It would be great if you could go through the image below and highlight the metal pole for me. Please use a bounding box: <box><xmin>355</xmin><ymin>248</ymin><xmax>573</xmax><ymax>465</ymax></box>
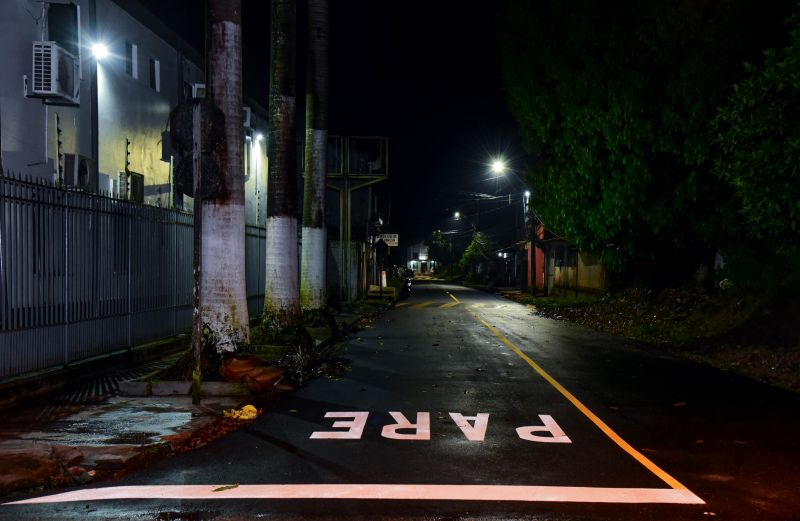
<box><xmin>343</xmin><ymin>176</ymin><xmax>350</xmax><ymax>302</ymax></box>
<box><xmin>190</xmin><ymin>103</ymin><xmax>203</xmax><ymax>389</ymax></box>
<box><xmin>63</xmin><ymin>192</ymin><xmax>69</xmax><ymax>364</ymax></box>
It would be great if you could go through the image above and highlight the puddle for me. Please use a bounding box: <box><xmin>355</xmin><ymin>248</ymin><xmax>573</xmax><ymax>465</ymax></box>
<box><xmin>18</xmin><ymin>396</ymin><xmax>238</xmax><ymax>447</ymax></box>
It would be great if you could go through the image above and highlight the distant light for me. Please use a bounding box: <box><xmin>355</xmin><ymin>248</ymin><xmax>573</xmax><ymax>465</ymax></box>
<box><xmin>490</xmin><ymin>159</ymin><xmax>507</xmax><ymax>175</ymax></box>
<box><xmin>498</xmin><ymin>252</ymin><xmax>503</xmax><ymax>258</ymax></box>
<box><xmin>524</xmin><ymin>190</ymin><xmax>531</xmax><ymax>197</ymax></box>
<box><xmin>91</xmin><ymin>43</ymin><xmax>109</xmax><ymax>60</ymax></box>
<box><xmin>454</xmin><ymin>211</ymin><xmax>461</xmax><ymax>219</ymax></box>
<box><xmin>255</xmin><ymin>133</ymin><xmax>264</xmax><ymax>142</ymax></box>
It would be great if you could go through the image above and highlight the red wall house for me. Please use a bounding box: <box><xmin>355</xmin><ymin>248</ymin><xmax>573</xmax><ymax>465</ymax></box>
<box><xmin>526</xmin><ymin>223</ymin><xmax>545</xmax><ymax>292</ymax></box>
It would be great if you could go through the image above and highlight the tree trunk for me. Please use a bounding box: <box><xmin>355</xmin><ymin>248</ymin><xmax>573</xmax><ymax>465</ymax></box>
<box><xmin>300</xmin><ymin>0</ymin><xmax>329</xmax><ymax>312</ymax></box>
<box><xmin>264</xmin><ymin>0</ymin><xmax>302</xmax><ymax>335</ymax></box>
<box><xmin>198</xmin><ymin>0</ymin><xmax>250</xmax><ymax>352</ymax></box>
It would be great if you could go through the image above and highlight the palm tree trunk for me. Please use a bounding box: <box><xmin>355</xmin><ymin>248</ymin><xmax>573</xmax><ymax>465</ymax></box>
<box><xmin>300</xmin><ymin>0</ymin><xmax>329</xmax><ymax>312</ymax></box>
<box><xmin>264</xmin><ymin>0</ymin><xmax>302</xmax><ymax>335</ymax></box>
<box><xmin>199</xmin><ymin>0</ymin><xmax>250</xmax><ymax>351</ymax></box>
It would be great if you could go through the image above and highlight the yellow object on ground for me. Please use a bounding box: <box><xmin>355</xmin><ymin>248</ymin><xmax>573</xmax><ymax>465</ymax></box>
<box><xmin>223</xmin><ymin>404</ymin><xmax>258</xmax><ymax>420</ymax></box>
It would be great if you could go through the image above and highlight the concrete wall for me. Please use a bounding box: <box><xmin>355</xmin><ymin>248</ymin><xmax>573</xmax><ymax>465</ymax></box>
<box><xmin>551</xmin><ymin>250</ymin><xmax>607</xmax><ymax>292</ymax></box>
<box><xmin>96</xmin><ymin>0</ymin><xmax>183</xmax><ymax>205</ymax></box>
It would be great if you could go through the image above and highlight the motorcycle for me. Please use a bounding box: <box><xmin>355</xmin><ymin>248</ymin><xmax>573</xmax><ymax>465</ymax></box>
<box><xmin>399</xmin><ymin>271</ymin><xmax>413</xmax><ymax>300</ymax></box>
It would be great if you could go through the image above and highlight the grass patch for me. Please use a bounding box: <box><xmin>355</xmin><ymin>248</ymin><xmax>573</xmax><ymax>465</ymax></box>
<box><xmin>512</xmin><ymin>291</ymin><xmax>600</xmax><ymax>309</ymax></box>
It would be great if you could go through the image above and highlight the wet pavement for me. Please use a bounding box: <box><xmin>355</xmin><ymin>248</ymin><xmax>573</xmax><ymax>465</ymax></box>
<box><xmin>2</xmin><ymin>285</ymin><xmax>799</xmax><ymax>520</ymax></box>
<box><xmin>0</xmin><ymin>355</ymin><xmax>241</xmax><ymax>496</ymax></box>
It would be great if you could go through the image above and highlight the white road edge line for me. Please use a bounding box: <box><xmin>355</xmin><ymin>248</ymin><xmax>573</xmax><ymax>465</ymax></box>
<box><xmin>5</xmin><ymin>484</ymin><xmax>704</xmax><ymax>505</ymax></box>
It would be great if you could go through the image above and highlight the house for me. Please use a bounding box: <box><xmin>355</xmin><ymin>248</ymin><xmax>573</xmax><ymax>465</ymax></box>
<box><xmin>524</xmin><ymin>224</ymin><xmax>607</xmax><ymax>295</ymax></box>
<box><xmin>406</xmin><ymin>241</ymin><xmax>437</xmax><ymax>275</ymax></box>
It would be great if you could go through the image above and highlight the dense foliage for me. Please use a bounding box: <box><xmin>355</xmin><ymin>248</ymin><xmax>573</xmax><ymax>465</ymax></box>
<box><xmin>714</xmin><ymin>10</ymin><xmax>800</xmax><ymax>244</ymax></box>
<box><xmin>499</xmin><ymin>0</ymin><xmax>794</xmax><ymax>285</ymax></box>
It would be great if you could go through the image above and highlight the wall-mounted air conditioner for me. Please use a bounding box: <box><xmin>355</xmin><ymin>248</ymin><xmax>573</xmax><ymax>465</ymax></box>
<box><xmin>191</xmin><ymin>83</ymin><xmax>206</xmax><ymax>99</ymax></box>
<box><xmin>31</xmin><ymin>41</ymin><xmax>79</xmax><ymax>104</ymax></box>
<box><xmin>115</xmin><ymin>172</ymin><xmax>128</xmax><ymax>200</ymax></box>
<box><xmin>62</xmin><ymin>154</ymin><xmax>93</xmax><ymax>190</ymax></box>
<box><xmin>115</xmin><ymin>171</ymin><xmax>144</xmax><ymax>203</ymax></box>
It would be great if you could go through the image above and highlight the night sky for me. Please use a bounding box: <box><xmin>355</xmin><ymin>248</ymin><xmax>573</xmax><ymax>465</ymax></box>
<box><xmin>136</xmin><ymin>0</ymin><xmax>525</xmax><ymax>248</ymax></box>
<box><xmin>323</xmin><ymin>1</ymin><xmax>525</xmax><ymax>247</ymax></box>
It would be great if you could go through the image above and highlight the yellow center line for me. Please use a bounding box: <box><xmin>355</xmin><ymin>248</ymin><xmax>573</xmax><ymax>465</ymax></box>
<box><xmin>445</xmin><ymin>290</ymin><xmax>688</xmax><ymax>491</ymax></box>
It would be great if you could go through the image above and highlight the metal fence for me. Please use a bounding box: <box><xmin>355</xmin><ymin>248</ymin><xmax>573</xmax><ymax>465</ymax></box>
<box><xmin>0</xmin><ymin>173</ymin><xmax>266</xmax><ymax>379</ymax></box>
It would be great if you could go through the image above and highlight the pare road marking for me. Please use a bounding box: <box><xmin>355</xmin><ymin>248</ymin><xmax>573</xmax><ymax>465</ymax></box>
<box><xmin>309</xmin><ymin>411</ymin><xmax>570</xmax><ymax>443</ymax></box>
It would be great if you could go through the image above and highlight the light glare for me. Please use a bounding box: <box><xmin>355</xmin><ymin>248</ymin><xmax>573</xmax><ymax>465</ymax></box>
<box><xmin>491</xmin><ymin>159</ymin><xmax>506</xmax><ymax>175</ymax></box>
<box><xmin>92</xmin><ymin>43</ymin><xmax>109</xmax><ymax>60</ymax></box>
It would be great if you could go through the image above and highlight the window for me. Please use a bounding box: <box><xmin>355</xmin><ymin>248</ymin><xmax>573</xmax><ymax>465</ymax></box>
<box><xmin>149</xmin><ymin>58</ymin><xmax>160</xmax><ymax>92</ymax></box>
<box><xmin>125</xmin><ymin>41</ymin><xmax>138</xmax><ymax>79</ymax></box>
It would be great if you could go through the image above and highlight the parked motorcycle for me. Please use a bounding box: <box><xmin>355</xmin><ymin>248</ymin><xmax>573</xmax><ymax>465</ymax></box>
<box><xmin>399</xmin><ymin>270</ymin><xmax>413</xmax><ymax>300</ymax></box>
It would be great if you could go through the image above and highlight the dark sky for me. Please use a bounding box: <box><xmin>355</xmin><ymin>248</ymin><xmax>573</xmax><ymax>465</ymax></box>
<box><xmin>324</xmin><ymin>2</ymin><xmax>525</xmax><ymax>246</ymax></box>
<box><xmin>136</xmin><ymin>0</ymin><xmax>525</xmax><ymax>246</ymax></box>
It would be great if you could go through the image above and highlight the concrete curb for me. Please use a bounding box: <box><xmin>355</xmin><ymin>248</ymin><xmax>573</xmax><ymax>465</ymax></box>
<box><xmin>0</xmin><ymin>336</ymin><xmax>188</xmax><ymax>410</ymax></box>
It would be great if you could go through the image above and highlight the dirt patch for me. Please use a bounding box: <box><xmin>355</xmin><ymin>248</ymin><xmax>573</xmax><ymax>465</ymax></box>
<box><xmin>510</xmin><ymin>287</ymin><xmax>800</xmax><ymax>392</ymax></box>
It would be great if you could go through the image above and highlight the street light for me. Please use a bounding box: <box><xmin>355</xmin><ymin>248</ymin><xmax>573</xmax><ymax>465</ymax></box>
<box><xmin>454</xmin><ymin>211</ymin><xmax>476</xmax><ymax>233</ymax></box>
<box><xmin>490</xmin><ymin>158</ymin><xmax>507</xmax><ymax>175</ymax></box>
<box><xmin>91</xmin><ymin>42</ymin><xmax>109</xmax><ymax>60</ymax></box>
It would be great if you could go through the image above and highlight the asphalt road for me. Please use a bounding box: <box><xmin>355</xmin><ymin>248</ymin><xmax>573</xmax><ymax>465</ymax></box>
<box><xmin>3</xmin><ymin>282</ymin><xmax>799</xmax><ymax>520</ymax></box>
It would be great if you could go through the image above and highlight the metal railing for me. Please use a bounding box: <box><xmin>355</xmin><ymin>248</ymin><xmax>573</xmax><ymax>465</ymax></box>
<box><xmin>0</xmin><ymin>173</ymin><xmax>266</xmax><ymax>379</ymax></box>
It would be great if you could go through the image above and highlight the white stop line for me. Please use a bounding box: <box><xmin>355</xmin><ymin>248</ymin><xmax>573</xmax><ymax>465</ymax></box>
<box><xmin>5</xmin><ymin>484</ymin><xmax>704</xmax><ymax>505</ymax></box>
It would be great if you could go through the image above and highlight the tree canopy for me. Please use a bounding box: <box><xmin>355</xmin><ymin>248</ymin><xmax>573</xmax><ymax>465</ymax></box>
<box><xmin>499</xmin><ymin>0</ymin><xmax>794</xmax><ymax>285</ymax></box>
<box><xmin>714</xmin><ymin>9</ymin><xmax>800</xmax><ymax>244</ymax></box>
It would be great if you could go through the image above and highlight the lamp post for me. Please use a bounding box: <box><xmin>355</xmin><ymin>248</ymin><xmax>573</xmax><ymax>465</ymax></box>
<box><xmin>454</xmin><ymin>211</ymin><xmax>476</xmax><ymax>235</ymax></box>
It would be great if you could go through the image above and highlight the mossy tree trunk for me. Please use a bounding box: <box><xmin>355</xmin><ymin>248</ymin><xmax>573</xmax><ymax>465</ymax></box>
<box><xmin>300</xmin><ymin>0</ymin><xmax>329</xmax><ymax>313</ymax></box>
<box><xmin>263</xmin><ymin>0</ymin><xmax>302</xmax><ymax>336</ymax></box>
<box><xmin>198</xmin><ymin>0</ymin><xmax>250</xmax><ymax>352</ymax></box>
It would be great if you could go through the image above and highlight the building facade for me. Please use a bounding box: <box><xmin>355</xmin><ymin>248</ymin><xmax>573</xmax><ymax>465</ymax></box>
<box><xmin>0</xmin><ymin>0</ymin><xmax>267</xmax><ymax>223</ymax></box>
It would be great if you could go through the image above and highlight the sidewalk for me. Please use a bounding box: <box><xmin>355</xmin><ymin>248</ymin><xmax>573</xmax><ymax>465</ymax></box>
<box><xmin>0</xmin><ymin>301</ymin><xmax>389</xmax><ymax>498</ymax></box>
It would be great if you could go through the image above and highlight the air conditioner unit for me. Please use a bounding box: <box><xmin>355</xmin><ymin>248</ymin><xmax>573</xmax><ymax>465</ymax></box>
<box><xmin>129</xmin><ymin>172</ymin><xmax>144</xmax><ymax>203</ymax></box>
<box><xmin>62</xmin><ymin>154</ymin><xmax>93</xmax><ymax>190</ymax></box>
<box><xmin>191</xmin><ymin>83</ymin><xmax>206</xmax><ymax>99</ymax></box>
<box><xmin>115</xmin><ymin>172</ymin><xmax>129</xmax><ymax>200</ymax></box>
<box><xmin>115</xmin><ymin>171</ymin><xmax>144</xmax><ymax>203</ymax></box>
<box><xmin>243</xmin><ymin>106</ymin><xmax>252</xmax><ymax>128</ymax></box>
<box><xmin>31</xmin><ymin>41</ymin><xmax>79</xmax><ymax>104</ymax></box>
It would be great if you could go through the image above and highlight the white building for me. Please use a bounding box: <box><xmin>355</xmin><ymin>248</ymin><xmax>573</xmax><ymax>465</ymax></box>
<box><xmin>406</xmin><ymin>241</ymin><xmax>437</xmax><ymax>275</ymax></box>
<box><xmin>0</xmin><ymin>0</ymin><xmax>267</xmax><ymax>223</ymax></box>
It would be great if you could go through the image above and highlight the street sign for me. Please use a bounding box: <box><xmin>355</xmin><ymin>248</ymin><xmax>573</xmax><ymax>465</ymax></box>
<box><xmin>379</xmin><ymin>233</ymin><xmax>398</xmax><ymax>247</ymax></box>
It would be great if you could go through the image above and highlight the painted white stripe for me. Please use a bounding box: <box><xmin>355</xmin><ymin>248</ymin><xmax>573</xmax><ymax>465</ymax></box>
<box><xmin>5</xmin><ymin>484</ymin><xmax>704</xmax><ymax>505</ymax></box>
